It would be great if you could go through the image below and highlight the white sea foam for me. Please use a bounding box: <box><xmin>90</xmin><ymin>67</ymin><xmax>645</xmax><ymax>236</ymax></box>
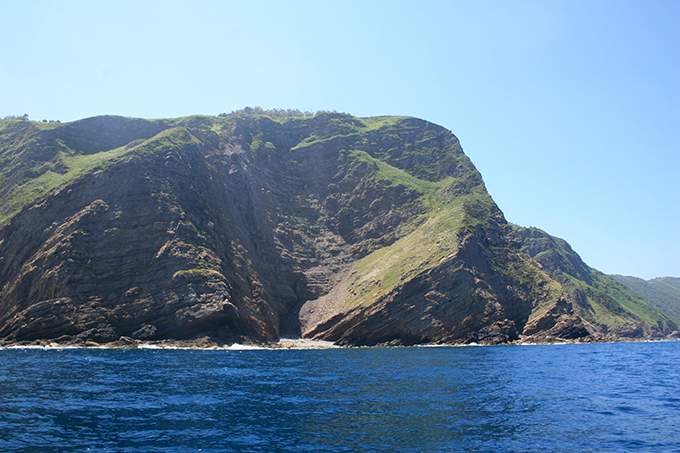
<box><xmin>139</xmin><ymin>343</ymin><xmax>164</xmax><ymax>349</ymax></box>
<box><xmin>227</xmin><ymin>343</ymin><xmax>268</xmax><ymax>350</ymax></box>
<box><xmin>2</xmin><ymin>344</ymin><xmax>83</xmax><ymax>350</ymax></box>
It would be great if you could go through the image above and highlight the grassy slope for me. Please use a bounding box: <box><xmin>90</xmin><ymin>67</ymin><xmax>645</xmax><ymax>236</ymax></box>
<box><xmin>341</xmin><ymin>179</ymin><xmax>462</xmax><ymax>307</ymax></box>
<box><xmin>0</xmin><ymin>147</ymin><xmax>123</xmax><ymax>224</ymax></box>
<box><xmin>0</xmin><ymin>113</ymin><xmax>218</xmax><ymax>225</ymax></box>
<box><xmin>0</xmin><ymin>118</ymin><xmax>178</xmax><ymax>225</ymax></box>
<box><xmin>612</xmin><ymin>275</ymin><xmax>680</xmax><ymax>324</ymax></box>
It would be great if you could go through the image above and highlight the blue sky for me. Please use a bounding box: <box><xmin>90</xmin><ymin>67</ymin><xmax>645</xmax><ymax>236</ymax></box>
<box><xmin>1</xmin><ymin>0</ymin><xmax>678</xmax><ymax>279</ymax></box>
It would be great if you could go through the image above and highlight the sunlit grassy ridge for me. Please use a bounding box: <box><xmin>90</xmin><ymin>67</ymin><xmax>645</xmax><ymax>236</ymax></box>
<box><xmin>0</xmin><ymin>117</ymin><xmax>146</xmax><ymax>225</ymax></box>
<box><xmin>343</xmin><ymin>208</ymin><xmax>463</xmax><ymax>307</ymax></box>
<box><xmin>0</xmin><ymin>118</ymin><xmax>205</xmax><ymax>225</ymax></box>
<box><xmin>347</xmin><ymin>149</ymin><xmax>444</xmax><ymax>195</ymax></box>
<box><xmin>1</xmin><ymin>146</ymin><xmax>132</xmax><ymax>224</ymax></box>
<box><xmin>131</xmin><ymin>127</ymin><xmax>200</xmax><ymax>156</ymax></box>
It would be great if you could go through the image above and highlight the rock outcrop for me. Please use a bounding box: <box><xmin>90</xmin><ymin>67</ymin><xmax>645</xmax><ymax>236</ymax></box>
<box><xmin>514</xmin><ymin>226</ymin><xmax>677</xmax><ymax>341</ymax></box>
<box><xmin>0</xmin><ymin>113</ymin><xmax>676</xmax><ymax>346</ymax></box>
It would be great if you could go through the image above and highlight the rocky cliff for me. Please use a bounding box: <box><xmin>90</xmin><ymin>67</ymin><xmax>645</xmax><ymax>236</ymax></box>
<box><xmin>514</xmin><ymin>227</ymin><xmax>677</xmax><ymax>340</ymax></box>
<box><xmin>0</xmin><ymin>112</ymin><xmax>676</xmax><ymax>346</ymax></box>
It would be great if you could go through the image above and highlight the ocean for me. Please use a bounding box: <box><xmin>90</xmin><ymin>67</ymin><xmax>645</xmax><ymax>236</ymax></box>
<box><xmin>1</xmin><ymin>341</ymin><xmax>679</xmax><ymax>452</ymax></box>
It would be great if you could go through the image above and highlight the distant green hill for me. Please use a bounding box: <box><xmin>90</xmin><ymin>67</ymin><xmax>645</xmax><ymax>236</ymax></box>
<box><xmin>611</xmin><ymin>276</ymin><xmax>680</xmax><ymax>324</ymax></box>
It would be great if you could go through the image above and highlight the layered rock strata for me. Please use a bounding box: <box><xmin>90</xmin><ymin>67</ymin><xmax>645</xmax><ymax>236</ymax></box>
<box><xmin>0</xmin><ymin>113</ymin><xmax>675</xmax><ymax>346</ymax></box>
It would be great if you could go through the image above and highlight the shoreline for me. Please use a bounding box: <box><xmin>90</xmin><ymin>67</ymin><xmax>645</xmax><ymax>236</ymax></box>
<box><xmin>0</xmin><ymin>337</ymin><xmax>342</xmax><ymax>351</ymax></box>
<box><xmin>1</xmin><ymin>336</ymin><xmax>677</xmax><ymax>351</ymax></box>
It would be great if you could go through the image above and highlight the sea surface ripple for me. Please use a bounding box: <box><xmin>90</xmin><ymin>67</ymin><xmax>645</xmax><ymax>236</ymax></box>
<box><xmin>1</xmin><ymin>341</ymin><xmax>679</xmax><ymax>452</ymax></box>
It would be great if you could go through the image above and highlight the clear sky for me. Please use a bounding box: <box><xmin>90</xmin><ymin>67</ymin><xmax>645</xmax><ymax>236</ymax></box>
<box><xmin>1</xmin><ymin>0</ymin><xmax>678</xmax><ymax>279</ymax></box>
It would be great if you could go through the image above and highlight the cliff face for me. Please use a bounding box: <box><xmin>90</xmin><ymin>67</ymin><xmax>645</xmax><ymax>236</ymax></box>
<box><xmin>0</xmin><ymin>113</ymin><xmax>675</xmax><ymax>346</ymax></box>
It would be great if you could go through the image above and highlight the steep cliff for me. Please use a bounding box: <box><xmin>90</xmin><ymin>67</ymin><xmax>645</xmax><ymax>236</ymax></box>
<box><xmin>0</xmin><ymin>113</ymin><xmax>675</xmax><ymax>346</ymax></box>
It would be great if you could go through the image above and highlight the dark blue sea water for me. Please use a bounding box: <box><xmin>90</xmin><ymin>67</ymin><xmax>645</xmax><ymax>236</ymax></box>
<box><xmin>1</xmin><ymin>341</ymin><xmax>679</xmax><ymax>453</ymax></box>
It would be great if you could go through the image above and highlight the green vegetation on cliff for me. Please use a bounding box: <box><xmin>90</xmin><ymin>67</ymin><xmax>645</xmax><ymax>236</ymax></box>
<box><xmin>0</xmin><ymin>111</ymin><xmax>676</xmax><ymax>346</ymax></box>
<box><xmin>514</xmin><ymin>226</ymin><xmax>676</xmax><ymax>336</ymax></box>
<box><xmin>0</xmin><ymin>116</ymin><xmax>169</xmax><ymax>225</ymax></box>
<box><xmin>612</xmin><ymin>276</ymin><xmax>680</xmax><ymax>324</ymax></box>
